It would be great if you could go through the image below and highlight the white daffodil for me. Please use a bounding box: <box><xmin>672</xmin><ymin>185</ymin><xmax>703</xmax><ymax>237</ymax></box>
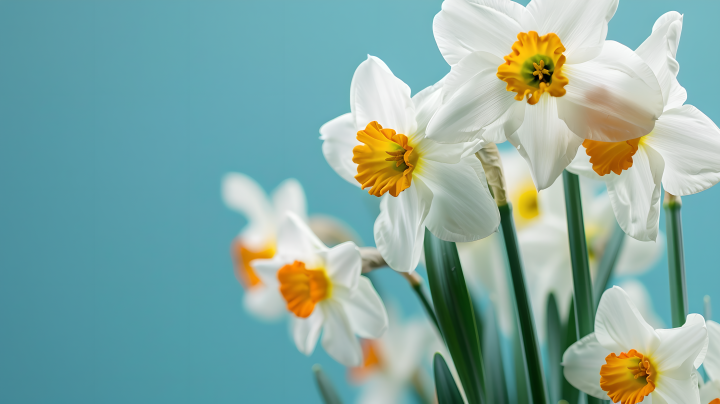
<box><xmin>563</xmin><ymin>286</ymin><xmax>708</xmax><ymax>404</ymax></box>
<box><xmin>458</xmin><ymin>149</ymin><xmax>663</xmax><ymax>337</ymax></box>
<box><xmin>222</xmin><ymin>173</ymin><xmax>307</xmax><ymax>320</ymax></box>
<box><xmin>350</xmin><ymin>312</ymin><xmax>437</xmax><ymax>404</ymax></box>
<box><xmin>568</xmin><ymin>12</ymin><xmax>720</xmax><ymax>242</ymax></box>
<box><xmin>426</xmin><ymin>0</ymin><xmax>664</xmax><ymax>190</ymax></box>
<box><xmin>699</xmin><ymin>320</ymin><xmax>720</xmax><ymax>404</ymax></box>
<box><xmin>320</xmin><ymin>55</ymin><xmax>499</xmax><ymax>273</ymax></box>
<box><xmin>252</xmin><ymin>212</ymin><xmax>388</xmax><ymax>367</ymax></box>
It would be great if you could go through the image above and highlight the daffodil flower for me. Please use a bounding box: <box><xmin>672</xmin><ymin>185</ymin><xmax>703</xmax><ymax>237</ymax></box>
<box><xmin>320</xmin><ymin>55</ymin><xmax>499</xmax><ymax>273</ymax></box>
<box><xmin>568</xmin><ymin>12</ymin><xmax>720</xmax><ymax>241</ymax></box>
<box><xmin>251</xmin><ymin>212</ymin><xmax>388</xmax><ymax>367</ymax></box>
<box><xmin>459</xmin><ymin>149</ymin><xmax>663</xmax><ymax>337</ymax></box>
<box><xmin>222</xmin><ymin>173</ymin><xmax>307</xmax><ymax>320</ymax></box>
<box><xmin>426</xmin><ymin>0</ymin><xmax>664</xmax><ymax>190</ymax></box>
<box><xmin>563</xmin><ymin>286</ymin><xmax>708</xmax><ymax>404</ymax></box>
<box><xmin>699</xmin><ymin>320</ymin><xmax>720</xmax><ymax>404</ymax></box>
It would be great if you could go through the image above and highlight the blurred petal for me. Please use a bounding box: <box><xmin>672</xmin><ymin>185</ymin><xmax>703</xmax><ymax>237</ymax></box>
<box><xmin>653</xmin><ymin>314</ymin><xmax>707</xmax><ymax>372</ymax></box>
<box><xmin>293</xmin><ymin>308</ymin><xmax>324</xmax><ymax>356</ymax></box>
<box><xmin>510</xmin><ymin>93</ymin><xmax>583</xmax><ymax>190</ymax></box>
<box><xmin>277</xmin><ymin>212</ymin><xmax>327</xmax><ymax>259</ymax></box>
<box><xmin>222</xmin><ymin>172</ymin><xmax>274</xmax><ymax>247</ymax></box>
<box><xmin>635</xmin><ymin>12</ymin><xmax>684</xmax><ymax>108</ymax></box>
<box><xmin>244</xmin><ymin>287</ymin><xmax>286</xmax><ymax>321</ymax></box>
<box><xmin>320</xmin><ymin>113</ymin><xmax>360</xmax><ymax>186</ymax></box>
<box><xmin>594</xmin><ymin>286</ymin><xmax>660</xmax><ymax>354</ymax></box>
<box><xmin>339</xmin><ymin>277</ymin><xmax>388</xmax><ymax>339</ymax></box>
<box><xmin>606</xmin><ymin>145</ymin><xmax>664</xmax><ymax>242</ymax></box>
<box><xmin>703</xmin><ymin>321</ymin><xmax>720</xmax><ymax>381</ymax></box>
<box><xmin>526</xmin><ymin>0</ymin><xmax>618</xmax><ymax>63</ymax></box>
<box><xmin>700</xmin><ymin>380</ymin><xmax>720</xmax><ymax>404</ymax></box>
<box><xmin>374</xmin><ymin>182</ymin><xmax>431</xmax><ymax>273</ymax></box>
<box><xmin>642</xmin><ymin>105</ymin><xmax>720</xmax><ymax>196</ymax></box>
<box><xmin>615</xmin><ymin>233</ymin><xmax>664</xmax><ymax>277</ymax></box>
<box><xmin>426</xmin><ymin>68</ymin><xmax>516</xmax><ymax>144</ymax></box>
<box><xmin>272</xmin><ymin>178</ymin><xmax>307</xmax><ymax>222</ymax></box>
<box><xmin>433</xmin><ymin>0</ymin><xmax>528</xmax><ymax>65</ymax></box>
<box><xmin>562</xmin><ymin>333</ymin><xmax>611</xmax><ymax>399</ymax></box>
<box><xmin>559</xmin><ymin>41</ymin><xmax>663</xmax><ymax>142</ymax></box>
<box><xmin>418</xmin><ymin>156</ymin><xmax>500</xmax><ymax>242</ymax></box>
<box><xmin>321</xmin><ymin>300</ymin><xmax>363</xmax><ymax>366</ymax></box>
<box><xmin>321</xmin><ymin>241</ymin><xmax>361</xmax><ymax>290</ymax></box>
<box><xmin>351</xmin><ymin>56</ymin><xmax>416</xmax><ymax>135</ymax></box>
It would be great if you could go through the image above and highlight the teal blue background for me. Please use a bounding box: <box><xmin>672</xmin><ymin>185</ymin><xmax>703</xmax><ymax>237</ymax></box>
<box><xmin>1</xmin><ymin>1</ymin><xmax>719</xmax><ymax>403</ymax></box>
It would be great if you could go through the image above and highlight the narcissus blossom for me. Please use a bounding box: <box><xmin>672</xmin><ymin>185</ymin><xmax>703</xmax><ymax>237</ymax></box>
<box><xmin>569</xmin><ymin>12</ymin><xmax>720</xmax><ymax>241</ymax></box>
<box><xmin>252</xmin><ymin>213</ymin><xmax>388</xmax><ymax>366</ymax></box>
<box><xmin>563</xmin><ymin>286</ymin><xmax>708</xmax><ymax>404</ymax></box>
<box><xmin>426</xmin><ymin>0</ymin><xmax>664</xmax><ymax>190</ymax></box>
<box><xmin>320</xmin><ymin>55</ymin><xmax>499</xmax><ymax>273</ymax></box>
<box><xmin>222</xmin><ymin>173</ymin><xmax>307</xmax><ymax>320</ymax></box>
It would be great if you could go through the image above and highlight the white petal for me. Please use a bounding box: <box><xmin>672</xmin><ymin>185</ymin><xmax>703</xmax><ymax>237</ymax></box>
<box><xmin>642</xmin><ymin>105</ymin><xmax>720</xmax><ymax>196</ymax></box>
<box><xmin>426</xmin><ymin>68</ymin><xmax>517</xmax><ymax>143</ymax></box>
<box><xmin>653</xmin><ymin>372</ymin><xmax>701</xmax><ymax>404</ymax></box>
<box><xmin>221</xmin><ymin>173</ymin><xmax>274</xmax><ymax>247</ymax></box>
<box><xmin>616</xmin><ymin>280</ymin><xmax>665</xmax><ymax>330</ymax></box>
<box><xmin>566</xmin><ymin>145</ymin><xmax>604</xmax><ymax>180</ymax></box>
<box><xmin>509</xmin><ymin>93</ymin><xmax>583</xmax><ymax>190</ymax></box>
<box><xmin>374</xmin><ymin>182</ymin><xmax>431</xmax><ymax>273</ymax></box>
<box><xmin>320</xmin><ymin>300</ymin><xmax>363</xmax><ymax>366</ymax></box>
<box><xmin>244</xmin><ymin>287</ymin><xmax>286</xmax><ymax>321</ymax></box>
<box><xmin>526</xmin><ymin>0</ymin><xmax>618</xmax><ymax>63</ymax></box>
<box><xmin>433</xmin><ymin>0</ymin><xmax>528</xmax><ymax>65</ymax></box>
<box><xmin>559</xmin><ymin>41</ymin><xmax>664</xmax><ymax>142</ymax></box>
<box><xmin>272</xmin><ymin>178</ymin><xmax>307</xmax><ymax>222</ymax></box>
<box><xmin>412</xmin><ymin>78</ymin><xmax>445</xmax><ymax>140</ymax></box>
<box><xmin>417</xmin><ymin>156</ymin><xmax>500</xmax><ymax>242</ymax></box>
<box><xmin>700</xmin><ymin>380</ymin><xmax>720</xmax><ymax>404</ymax></box>
<box><xmin>478</xmin><ymin>102</ymin><xmax>525</xmax><ymax>144</ymax></box>
<box><xmin>249</xmin><ymin>257</ymin><xmax>283</xmax><ymax>287</ymax></box>
<box><xmin>338</xmin><ymin>276</ymin><xmax>388</xmax><ymax>339</ymax></box>
<box><xmin>320</xmin><ymin>113</ymin><xmax>360</xmax><ymax>186</ymax></box>
<box><xmin>318</xmin><ymin>241</ymin><xmax>361</xmax><ymax>290</ymax></box>
<box><xmin>703</xmin><ymin>321</ymin><xmax>720</xmax><ymax>381</ymax></box>
<box><xmin>277</xmin><ymin>212</ymin><xmax>327</xmax><ymax>260</ymax></box>
<box><xmin>351</xmin><ymin>55</ymin><xmax>416</xmax><ymax>135</ymax></box>
<box><xmin>293</xmin><ymin>308</ymin><xmax>324</xmax><ymax>356</ymax></box>
<box><xmin>653</xmin><ymin>314</ymin><xmax>707</xmax><ymax>372</ymax></box>
<box><xmin>635</xmin><ymin>12</ymin><xmax>684</xmax><ymax>108</ymax></box>
<box><xmin>605</xmin><ymin>145</ymin><xmax>664</xmax><ymax>242</ymax></box>
<box><xmin>615</xmin><ymin>233</ymin><xmax>664</xmax><ymax>277</ymax></box>
<box><xmin>561</xmin><ymin>333</ymin><xmax>611</xmax><ymax>400</ymax></box>
<box><xmin>594</xmin><ymin>286</ymin><xmax>660</xmax><ymax>354</ymax></box>
<box><xmin>441</xmin><ymin>51</ymin><xmax>504</xmax><ymax>103</ymax></box>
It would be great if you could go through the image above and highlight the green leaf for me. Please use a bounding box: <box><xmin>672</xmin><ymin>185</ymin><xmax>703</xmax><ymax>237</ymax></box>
<box><xmin>665</xmin><ymin>196</ymin><xmax>688</xmax><ymax>327</ymax></box>
<box><xmin>434</xmin><ymin>353</ymin><xmax>465</xmax><ymax>404</ymax></box>
<box><xmin>593</xmin><ymin>223</ymin><xmax>625</xmax><ymax>309</ymax></box>
<box><xmin>424</xmin><ymin>229</ymin><xmax>486</xmax><ymax>404</ymax></box>
<box><xmin>561</xmin><ymin>299</ymin><xmax>580</xmax><ymax>404</ymax></box>
<box><xmin>476</xmin><ymin>301</ymin><xmax>509</xmax><ymax>404</ymax></box>
<box><xmin>312</xmin><ymin>364</ymin><xmax>343</xmax><ymax>404</ymax></box>
<box><xmin>498</xmin><ymin>204</ymin><xmax>548</xmax><ymax>404</ymax></box>
<box><xmin>546</xmin><ymin>294</ymin><xmax>562</xmax><ymax>404</ymax></box>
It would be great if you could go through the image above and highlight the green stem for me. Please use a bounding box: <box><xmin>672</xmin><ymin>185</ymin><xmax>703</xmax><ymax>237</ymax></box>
<box><xmin>593</xmin><ymin>222</ymin><xmax>625</xmax><ymax>309</ymax></box>
<box><xmin>563</xmin><ymin>171</ymin><xmax>603</xmax><ymax>404</ymax></box>
<box><xmin>499</xmin><ymin>203</ymin><xmax>548</xmax><ymax>404</ymax></box>
<box><xmin>665</xmin><ymin>193</ymin><xmax>687</xmax><ymax>327</ymax></box>
<box><xmin>405</xmin><ymin>274</ymin><xmax>441</xmax><ymax>334</ymax></box>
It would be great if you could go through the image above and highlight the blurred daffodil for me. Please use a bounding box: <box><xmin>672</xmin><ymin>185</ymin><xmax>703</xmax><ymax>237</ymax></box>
<box><xmin>222</xmin><ymin>173</ymin><xmax>307</xmax><ymax>320</ymax></box>
<box><xmin>563</xmin><ymin>286</ymin><xmax>708</xmax><ymax>404</ymax></box>
<box><xmin>426</xmin><ymin>0</ymin><xmax>663</xmax><ymax>190</ymax></box>
<box><xmin>252</xmin><ymin>213</ymin><xmax>388</xmax><ymax>366</ymax></box>
<box><xmin>320</xmin><ymin>55</ymin><xmax>499</xmax><ymax>273</ymax></box>
<box><xmin>569</xmin><ymin>12</ymin><xmax>720</xmax><ymax>241</ymax></box>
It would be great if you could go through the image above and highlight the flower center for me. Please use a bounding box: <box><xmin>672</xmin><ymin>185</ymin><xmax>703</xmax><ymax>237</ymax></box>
<box><xmin>352</xmin><ymin>121</ymin><xmax>417</xmax><ymax>197</ymax></box>
<box><xmin>349</xmin><ymin>339</ymin><xmax>383</xmax><ymax>382</ymax></box>
<box><xmin>582</xmin><ymin>137</ymin><xmax>642</xmax><ymax>176</ymax></box>
<box><xmin>233</xmin><ymin>240</ymin><xmax>275</xmax><ymax>289</ymax></box>
<box><xmin>277</xmin><ymin>260</ymin><xmax>331</xmax><ymax>318</ymax></box>
<box><xmin>517</xmin><ymin>186</ymin><xmax>539</xmax><ymax>221</ymax></box>
<box><xmin>497</xmin><ymin>31</ymin><xmax>569</xmax><ymax>105</ymax></box>
<box><xmin>600</xmin><ymin>349</ymin><xmax>656</xmax><ymax>404</ymax></box>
